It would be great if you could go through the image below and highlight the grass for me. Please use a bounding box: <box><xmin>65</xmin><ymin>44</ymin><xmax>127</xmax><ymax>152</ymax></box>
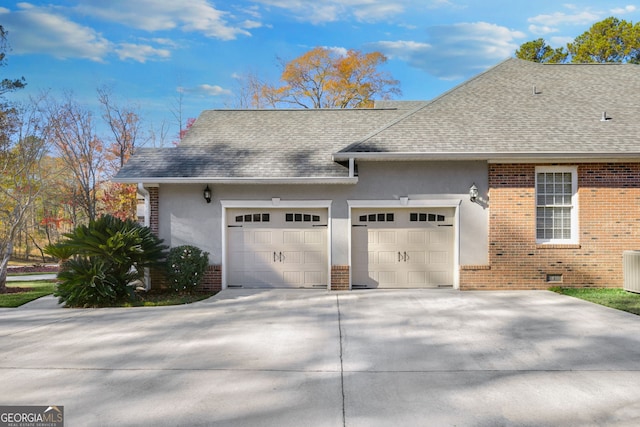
<box><xmin>2</xmin><ymin>279</ymin><xmax>216</xmax><ymax>308</ymax></box>
<box><xmin>550</xmin><ymin>287</ymin><xmax>640</xmax><ymax>316</ymax></box>
<box><xmin>123</xmin><ymin>290</ymin><xmax>217</xmax><ymax>307</ymax></box>
<box><xmin>1</xmin><ymin>281</ymin><xmax>57</xmax><ymax>308</ymax></box>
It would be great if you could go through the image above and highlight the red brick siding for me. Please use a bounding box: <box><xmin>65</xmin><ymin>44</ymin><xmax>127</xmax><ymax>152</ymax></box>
<box><xmin>148</xmin><ymin>186</ymin><xmax>159</xmax><ymax>235</ymax></box>
<box><xmin>331</xmin><ymin>265</ymin><xmax>350</xmax><ymax>291</ymax></box>
<box><xmin>199</xmin><ymin>264</ymin><xmax>222</xmax><ymax>292</ymax></box>
<box><xmin>460</xmin><ymin>163</ymin><xmax>640</xmax><ymax>290</ymax></box>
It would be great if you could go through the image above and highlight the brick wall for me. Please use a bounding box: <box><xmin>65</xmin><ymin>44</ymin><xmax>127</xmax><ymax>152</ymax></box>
<box><xmin>148</xmin><ymin>186</ymin><xmax>159</xmax><ymax>235</ymax></box>
<box><xmin>460</xmin><ymin>163</ymin><xmax>640</xmax><ymax>290</ymax></box>
<box><xmin>200</xmin><ymin>265</ymin><xmax>222</xmax><ymax>291</ymax></box>
<box><xmin>331</xmin><ymin>265</ymin><xmax>350</xmax><ymax>291</ymax></box>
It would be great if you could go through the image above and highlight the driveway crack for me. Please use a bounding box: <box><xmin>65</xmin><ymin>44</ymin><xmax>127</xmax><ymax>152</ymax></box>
<box><xmin>336</xmin><ymin>294</ymin><xmax>346</xmax><ymax>427</ymax></box>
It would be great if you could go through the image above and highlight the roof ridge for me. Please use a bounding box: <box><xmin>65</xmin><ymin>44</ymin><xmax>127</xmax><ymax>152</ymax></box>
<box><xmin>337</xmin><ymin>57</ymin><xmax>517</xmax><ymax>153</ymax></box>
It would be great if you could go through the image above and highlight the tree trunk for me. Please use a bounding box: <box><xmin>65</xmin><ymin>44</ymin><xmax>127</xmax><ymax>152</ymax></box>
<box><xmin>0</xmin><ymin>241</ymin><xmax>12</xmax><ymax>293</ymax></box>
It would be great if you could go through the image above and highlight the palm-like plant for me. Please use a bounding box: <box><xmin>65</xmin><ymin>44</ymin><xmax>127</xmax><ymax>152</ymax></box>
<box><xmin>46</xmin><ymin>215</ymin><xmax>167</xmax><ymax>307</ymax></box>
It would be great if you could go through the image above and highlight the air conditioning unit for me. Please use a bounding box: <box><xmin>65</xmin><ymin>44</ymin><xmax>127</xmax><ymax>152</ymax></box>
<box><xmin>623</xmin><ymin>250</ymin><xmax>640</xmax><ymax>293</ymax></box>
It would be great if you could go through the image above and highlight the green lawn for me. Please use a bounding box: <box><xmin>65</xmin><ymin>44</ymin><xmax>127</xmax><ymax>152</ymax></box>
<box><xmin>1</xmin><ymin>280</ymin><xmax>216</xmax><ymax>308</ymax></box>
<box><xmin>1</xmin><ymin>281</ymin><xmax>57</xmax><ymax>308</ymax></box>
<box><xmin>550</xmin><ymin>287</ymin><xmax>640</xmax><ymax>316</ymax></box>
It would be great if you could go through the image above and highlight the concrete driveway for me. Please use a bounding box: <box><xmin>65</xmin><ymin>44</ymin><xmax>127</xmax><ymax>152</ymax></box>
<box><xmin>1</xmin><ymin>289</ymin><xmax>640</xmax><ymax>426</ymax></box>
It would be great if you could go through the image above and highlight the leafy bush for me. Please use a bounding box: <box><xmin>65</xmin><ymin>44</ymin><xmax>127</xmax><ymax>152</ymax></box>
<box><xmin>47</xmin><ymin>215</ymin><xmax>167</xmax><ymax>307</ymax></box>
<box><xmin>166</xmin><ymin>245</ymin><xmax>209</xmax><ymax>293</ymax></box>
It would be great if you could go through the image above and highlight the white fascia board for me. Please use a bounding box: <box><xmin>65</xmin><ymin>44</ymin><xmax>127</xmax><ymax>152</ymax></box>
<box><xmin>221</xmin><ymin>199</ymin><xmax>332</xmax><ymax>209</ymax></box>
<box><xmin>333</xmin><ymin>152</ymin><xmax>640</xmax><ymax>162</ymax></box>
<box><xmin>348</xmin><ymin>199</ymin><xmax>462</xmax><ymax>208</ymax></box>
<box><xmin>113</xmin><ymin>177</ymin><xmax>358</xmax><ymax>185</ymax></box>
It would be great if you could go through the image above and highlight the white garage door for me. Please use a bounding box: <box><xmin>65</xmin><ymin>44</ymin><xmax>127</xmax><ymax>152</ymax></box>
<box><xmin>227</xmin><ymin>209</ymin><xmax>328</xmax><ymax>288</ymax></box>
<box><xmin>352</xmin><ymin>208</ymin><xmax>454</xmax><ymax>288</ymax></box>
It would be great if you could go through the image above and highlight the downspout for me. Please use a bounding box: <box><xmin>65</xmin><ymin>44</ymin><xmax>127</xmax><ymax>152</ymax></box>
<box><xmin>137</xmin><ymin>183</ymin><xmax>151</xmax><ymax>291</ymax></box>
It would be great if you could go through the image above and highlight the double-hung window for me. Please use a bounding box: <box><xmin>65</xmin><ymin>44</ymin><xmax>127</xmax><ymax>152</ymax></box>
<box><xmin>535</xmin><ymin>166</ymin><xmax>578</xmax><ymax>244</ymax></box>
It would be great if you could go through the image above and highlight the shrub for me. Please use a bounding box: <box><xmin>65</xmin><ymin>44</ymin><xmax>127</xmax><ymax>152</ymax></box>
<box><xmin>49</xmin><ymin>215</ymin><xmax>167</xmax><ymax>307</ymax></box>
<box><xmin>166</xmin><ymin>245</ymin><xmax>209</xmax><ymax>293</ymax></box>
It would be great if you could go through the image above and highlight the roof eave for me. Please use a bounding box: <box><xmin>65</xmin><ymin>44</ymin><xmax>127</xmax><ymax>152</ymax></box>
<box><xmin>332</xmin><ymin>152</ymin><xmax>640</xmax><ymax>163</ymax></box>
<box><xmin>113</xmin><ymin>176</ymin><xmax>359</xmax><ymax>185</ymax></box>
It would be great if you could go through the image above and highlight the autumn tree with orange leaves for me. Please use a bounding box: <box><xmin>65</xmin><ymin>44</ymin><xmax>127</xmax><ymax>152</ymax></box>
<box><xmin>238</xmin><ymin>47</ymin><xmax>401</xmax><ymax>109</ymax></box>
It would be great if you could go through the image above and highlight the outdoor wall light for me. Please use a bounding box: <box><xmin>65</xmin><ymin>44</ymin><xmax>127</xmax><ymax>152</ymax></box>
<box><xmin>203</xmin><ymin>185</ymin><xmax>212</xmax><ymax>203</ymax></box>
<box><xmin>469</xmin><ymin>183</ymin><xmax>479</xmax><ymax>203</ymax></box>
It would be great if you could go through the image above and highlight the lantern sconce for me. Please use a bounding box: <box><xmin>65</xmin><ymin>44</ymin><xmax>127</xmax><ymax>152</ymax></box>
<box><xmin>203</xmin><ymin>185</ymin><xmax>212</xmax><ymax>204</ymax></box>
<box><xmin>469</xmin><ymin>183</ymin><xmax>479</xmax><ymax>203</ymax></box>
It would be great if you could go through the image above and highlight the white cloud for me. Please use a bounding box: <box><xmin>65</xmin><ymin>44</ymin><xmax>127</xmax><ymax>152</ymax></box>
<box><xmin>178</xmin><ymin>84</ymin><xmax>232</xmax><ymax>97</ymax></box>
<box><xmin>3</xmin><ymin>3</ymin><xmax>111</xmax><ymax>61</ymax></box>
<box><xmin>610</xmin><ymin>5</ymin><xmax>637</xmax><ymax>14</ymax></box>
<box><xmin>528</xmin><ymin>9</ymin><xmax>600</xmax><ymax>27</ymax></box>
<box><xmin>370</xmin><ymin>22</ymin><xmax>525</xmax><ymax>80</ymax></box>
<box><xmin>75</xmin><ymin>0</ymin><xmax>251</xmax><ymax>40</ymax></box>
<box><xmin>250</xmin><ymin>0</ymin><xmax>451</xmax><ymax>24</ymax></box>
<box><xmin>528</xmin><ymin>24</ymin><xmax>558</xmax><ymax>35</ymax></box>
<box><xmin>115</xmin><ymin>43</ymin><xmax>171</xmax><ymax>62</ymax></box>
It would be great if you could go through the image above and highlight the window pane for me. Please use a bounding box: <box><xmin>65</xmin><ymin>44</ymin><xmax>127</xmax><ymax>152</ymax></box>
<box><xmin>262</xmin><ymin>214</ymin><xmax>270</xmax><ymax>222</ymax></box>
<box><xmin>386</xmin><ymin>213</ymin><xmax>394</xmax><ymax>222</ymax></box>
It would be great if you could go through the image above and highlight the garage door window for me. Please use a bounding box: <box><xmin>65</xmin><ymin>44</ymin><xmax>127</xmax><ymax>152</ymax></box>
<box><xmin>358</xmin><ymin>213</ymin><xmax>395</xmax><ymax>222</ymax></box>
<box><xmin>285</xmin><ymin>213</ymin><xmax>320</xmax><ymax>222</ymax></box>
<box><xmin>410</xmin><ymin>212</ymin><xmax>445</xmax><ymax>222</ymax></box>
<box><xmin>234</xmin><ymin>213</ymin><xmax>270</xmax><ymax>223</ymax></box>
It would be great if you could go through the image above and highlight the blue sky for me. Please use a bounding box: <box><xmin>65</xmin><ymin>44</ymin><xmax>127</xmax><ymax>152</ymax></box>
<box><xmin>2</xmin><ymin>1</ymin><xmax>638</xmax><ymax>144</ymax></box>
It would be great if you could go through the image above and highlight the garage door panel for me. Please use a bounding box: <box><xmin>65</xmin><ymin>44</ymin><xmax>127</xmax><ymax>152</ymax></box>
<box><xmin>378</xmin><ymin>251</ymin><xmax>397</xmax><ymax>264</ymax></box>
<box><xmin>407</xmin><ymin>231</ymin><xmax>427</xmax><ymax>244</ymax></box>
<box><xmin>352</xmin><ymin>208</ymin><xmax>454</xmax><ymax>288</ymax></box>
<box><xmin>406</xmin><ymin>251</ymin><xmax>426</xmax><ymax>264</ymax></box>
<box><xmin>378</xmin><ymin>231</ymin><xmax>396</xmax><ymax>244</ymax></box>
<box><xmin>283</xmin><ymin>230</ymin><xmax>303</xmax><ymax>244</ymax></box>
<box><xmin>407</xmin><ymin>271</ymin><xmax>427</xmax><ymax>285</ymax></box>
<box><xmin>304</xmin><ymin>231</ymin><xmax>323</xmax><ymax>244</ymax></box>
<box><xmin>429</xmin><ymin>251</ymin><xmax>448</xmax><ymax>264</ymax></box>
<box><xmin>227</xmin><ymin>209</ymin><xmax>327</xmax><ymax>288</ymax></box>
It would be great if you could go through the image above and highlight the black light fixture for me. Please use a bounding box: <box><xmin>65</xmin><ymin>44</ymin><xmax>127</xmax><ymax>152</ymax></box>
<box><xmin>203</xmin><ymin>185</ymin><xmax>212</xmax><ymax>203</ymax></box>
<box><xmin>469</xmin><ymin>183</ymin><xmax>478</xmax><ymax>203</ymax></box>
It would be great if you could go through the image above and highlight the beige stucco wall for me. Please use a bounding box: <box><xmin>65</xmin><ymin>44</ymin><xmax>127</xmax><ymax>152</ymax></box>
<box><xmin>155</xmin><ymin>160</ymin><xmax>489</xmax><ymax>269</ymax></box>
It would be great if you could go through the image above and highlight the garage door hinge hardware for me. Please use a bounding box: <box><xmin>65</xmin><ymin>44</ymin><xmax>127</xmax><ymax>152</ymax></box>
<box><xmin>273</xmin><ymin>251</ymin><xmax>284</xmax><ymax>262</ymax></box>
<box><xmin>398</xmin><ymin>251</ymin><xmax>408</xmax><ymax>262</ymax></box>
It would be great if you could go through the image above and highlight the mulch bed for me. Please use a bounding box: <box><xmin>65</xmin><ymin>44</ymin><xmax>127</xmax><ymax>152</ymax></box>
<box><xmin>7</xmin><ymin>265</ymin><xmax>59</xmax><ymax>274</ymax></box>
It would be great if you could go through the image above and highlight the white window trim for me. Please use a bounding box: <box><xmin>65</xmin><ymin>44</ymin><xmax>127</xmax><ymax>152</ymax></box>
<box><xmin>535</xmin><ymin>166</ymin><xmax>579</xmax><ymax>244</ymax></box>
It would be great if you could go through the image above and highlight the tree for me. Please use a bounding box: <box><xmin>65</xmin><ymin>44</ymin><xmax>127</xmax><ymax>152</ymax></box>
<box><xmin>239</xmin><ymin>47</ymin><xmax>401</xmax><ymax>109</ymax></box>
<box><xmin>568</xmin><ymin>17</ymin><xmax>640</xmax><ymax>63</ymax></box>
<box><xmin>516</xmin><ymin>17</ymin><xmax>640</xmax><ymax>64</ymax></box>
<box><xmin>0</xmin><ymin>104</ymin><xmax>50</xmax><ymax>291</ymax></box>
<box><xmin>515</xmin><ymin>38</ymin><xmax>567</xmax><ymax>63</ymax></box>
<box><xmin>0</xmin><ymin>25</ymin><xmax>30</xmax><ymax>291</ymax></box>
<box><xmin>46</xmin><ymin>93</ymin><xmax>105</xmax><ymax>222</ymax></box>
<box><xmin>97</xmin><ymin>86</ymin><xmax>144</xmax><ymax>170</ymax></box>
<box><xmin>0</xmin><ymin>25</ymin><xmax>26</xmax><ymax>96</ymax></box>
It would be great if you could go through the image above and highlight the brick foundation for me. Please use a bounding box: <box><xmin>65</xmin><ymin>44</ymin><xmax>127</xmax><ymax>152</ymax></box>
<box><xmin>460</xmin><ymin>163</ymin><xmax>640</xmax><ymax>290</ymax></box>
<box><xmin>200</xmin><ymin>265</ymin><xmax>222</xmax><ymax>291</ymax></box>
<box><xmin>331</xmin><ymin>265</ymin><xmax>350</xmax><ymax>291</ymax></box>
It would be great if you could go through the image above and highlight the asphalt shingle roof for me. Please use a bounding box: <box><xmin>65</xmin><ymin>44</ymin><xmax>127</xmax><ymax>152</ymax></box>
<box><xmin>116</xmin><ymin>58</ymin><xmax>640</xmax><ymax>182</ymax></box>
<box><xmin>340</xmin><ymin>58</ymin><xmax>640</xmax><ymax>156</ymax></box>
<box><xmin>116</xmin><ymin>108</ymin><xmax>410</xmax><ymax>181</ymax></box>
